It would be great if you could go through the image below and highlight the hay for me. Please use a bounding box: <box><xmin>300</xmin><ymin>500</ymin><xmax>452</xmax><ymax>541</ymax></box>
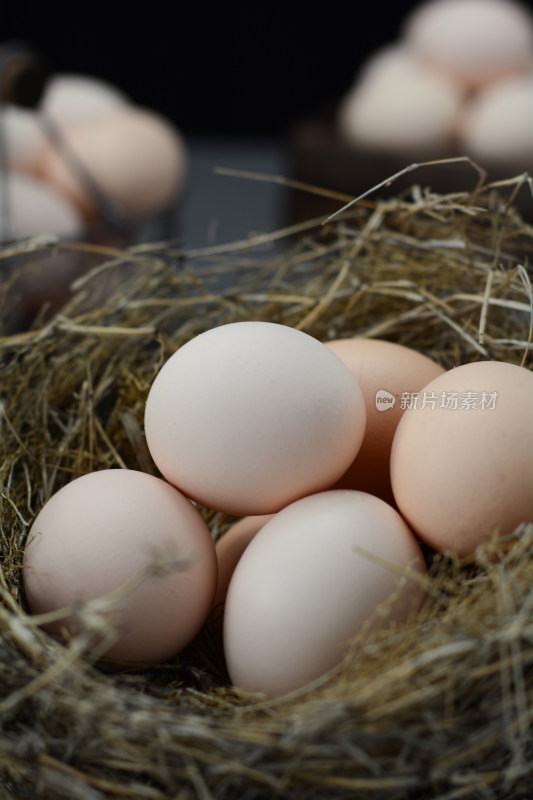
<box><xmin>1</xmin><ymin>163</ymin><xmax>533</xmax><ymax>799</ymax></box>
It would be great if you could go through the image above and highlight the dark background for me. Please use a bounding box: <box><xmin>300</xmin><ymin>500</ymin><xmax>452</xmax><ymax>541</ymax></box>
<box><xmin>2</xmin><ymin>2</ymin><xmax>423</xmax><ymax>138</ymax></box>
<box><xmin>4</xmin><ymin>0</ymin><xmax>533</xmax><ymax>247</ymax></box>
<box><xmin>2</xmin><ymin>0</ymin><xmax>533</xmax><ymax>323</ymax></box>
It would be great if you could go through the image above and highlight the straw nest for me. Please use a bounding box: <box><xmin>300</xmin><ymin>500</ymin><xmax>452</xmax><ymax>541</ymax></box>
<box><xmin>1</xmin><ymin>160</ymin><xmax>533</xmax><ymax>800</ymax></box>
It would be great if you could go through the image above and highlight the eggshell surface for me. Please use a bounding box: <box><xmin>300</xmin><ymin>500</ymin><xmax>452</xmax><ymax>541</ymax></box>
<box><xmin>325</xmin><ymin>338</ymin><xmax>445</xmax><ymax>503</ymax></box>
<box><xmin>1</xmin><ymin>173</ymin><xmax>83</xmax><ymax>239</ymax></box>
<box><xmin>34</xmin><ymin>108</ymin><xmax>187</xmax><ymax>219</ymax></box>
<box><xmin>223</xmin><ymin>490</ymin><xmax>426</xmax><ymax>696</ymax></box>
<box><xmin>1</xmin><ymin>105</ymin><xmax>46</xmax><ymax>173</ymax></box>
<box><xmin>338</xmin><ymin>45</ymin><xmax>462</xmax><ymax>153</ymax></box>
<box><xmin>23</xmin><ymin>469</ymin><xmax>217</xmax><ymax>662</ymax></box>
<box><xmin>214</xmin><ymin>514</ymin><xmax>275</xmax><ymax>613</ymax></box>
<box><xmin>390</xmin><ymin>360</ymin><xmax>533</xmax><ymax>556</ymax></box>
<box><xmin>144</xmin><ymin>322</ymin><xmax>367</xmax><ymax>515</ymax></box>
<box><xmin>40</xmin><ymin>74</ymin><xmax>129</xmax><ymax>125</ymax></box>
<box><xmin>403</xmin><ymin>0</ymin><xmax>533</xmax><ymax>90</ymax></box>
<box><xmin>458</xmin><ymin>73</ymin><xmax>533</xmax><ymax>163</ymax></box>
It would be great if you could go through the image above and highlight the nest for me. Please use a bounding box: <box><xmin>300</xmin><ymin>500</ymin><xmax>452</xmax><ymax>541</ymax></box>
<box><xmin>1</xmin><ymin>161</ymin><xmax>533</xmax><ymax>800</ymax></box>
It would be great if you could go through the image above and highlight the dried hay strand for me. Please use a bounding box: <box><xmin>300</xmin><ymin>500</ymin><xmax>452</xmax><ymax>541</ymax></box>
<box><xmin>1</xmin><ymin>163</ymin><xmax>533</xmax><ymax>800</ymax></box>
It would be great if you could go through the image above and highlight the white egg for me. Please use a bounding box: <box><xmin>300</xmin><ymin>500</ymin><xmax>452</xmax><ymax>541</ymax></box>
<box><xmin>457</xmin><ymin>73</ymin><xmax>533</xmax><ymax>163</ymax></box>
<box><xmin>23</xmin><ymin>469</ymin><xmax>218</xmax><ymax>663</ymax></box>
<box><xmin>403</xmin><ymin>0</ymin><xmax>533</xmax><ymax>90</ymax></box>
<box><xmin>34</xmin><ymin>108</ymin><xmax>187</xmax><ymax>220</ymax></box>
<box><xmin>0</xmin><ymin>173</ymin><xmax>83</xmax><ymax>239</ymax></box>
<box><xmin>223</xmin><ymin>490</ymin><xmax>426</xmax><ymax>696</ymax></box>
<box><xmin>338</xmin><ymin>46</ymin><xmax>462</xmax><ymax>154</ymax></box>
<box><xmin>0</xmin><ymin>105</ymin><xmax>46</xmax><ymax>172</ymax></box>
<box><xmin>40</xmin><ymin>74</ymin><xmax>130</xmax><ymax>126</ymax></box>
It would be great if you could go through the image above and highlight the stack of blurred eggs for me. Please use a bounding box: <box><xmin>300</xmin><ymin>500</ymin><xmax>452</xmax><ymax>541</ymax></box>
<box><xmin>23</xmin><ymin>321</ymin><xmax>533</xmax><ymax>697</ymax></box>
<box><xmin>290</xmin><ymin>0</ymin><xmax>533</xmax><ymax>223</ymax></box>
<box><xmin>1</xmin><ymin>69</ymin><xmax>187</xmax><ymax>241</ymax></box>
<box><xmin>338</xmin><ymin>0</ymin><xmax>533</xmax><ymax>167</ymax></box>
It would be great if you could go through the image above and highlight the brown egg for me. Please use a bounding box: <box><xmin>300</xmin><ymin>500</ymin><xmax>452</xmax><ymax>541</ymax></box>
<box><xmin>325</xmin><ymin>338</ymin><xmax>445</xmax><ymax>504</ymax></box>
<box><xmin>390</xmin><ymin>360</ymin><xmax>533</xmax><ymax>557</ymax></box>
<box><xmin>213</xmin><ymin>515</ymin><xmax>275</xmax><ymax>615</ymax></box>
<box><xmin>211</xmin><ymin>514</ymin><xmax>274</xmax><ymax>652</ymax></box>
<box><xmin>34</xmin><ymin>107</ymin><xmax>187</xmax><ymax>221</ymax></box>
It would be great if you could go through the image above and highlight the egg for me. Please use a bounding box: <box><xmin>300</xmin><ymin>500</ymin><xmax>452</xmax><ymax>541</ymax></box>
<box><xmin>23</xmin><ymin>469</ymin><xmax>217</xmax><ymax>662</ymax></box>
<box><xmin>346</xmin><ymin>45</ymin><xmax>420</xmax><ymax>89</ymax></box>
<box><xmin>0</xmin><ymin>172</ymin><xmax>84</xmax><ymax>239</ymax></box>
<box><xmin>144</xmin><ymin>322</ymin><xmax>367</xmax><ymax>516</ymax></box>
<box><xmin>223</xmin><ymin>490</ymin><xmax>426</xmax><ymax>696</ymax></box>
<box><xmin>390</xmin><ymin>360</ymin><xmax>533</xmax><ymax>557</ymax></box>
<box><xmin>213</xmin><ymin>514</ymin><xmax>275</xmax><ymax>614</ymax></box>
<box><xmin>40</xmin><ymin>74</ymin><xmax>129</xmax><ymax>126</ymax></box>
<box><xmin>211</xmin><ymin>514</ymin><xmax>275</xmax><ymax>649</ymax></box>
<box><xmin>402</xmin><ymin>0</ymin><xmax>533</xmax><ymax>91</ymax></box>
<box><xmin>1</xmin><ymin>105</ymin><xmax>47</xmax><ymax>173</ymax></box>
<box><xmin>325</xmin><ymin>338</ymin><xmax>445</xmax><ymax>504</ymax></box>
<box><xmin>33</xmin><ymin>107</ymin><xmax>187</xmax><ymax>220</ymax></box>
<box><xmin>457</xmin><ymin>73</ymin><xmax>533</xmax><ymax>164</ymax></box>
<box><xmin>337</xmin><ymin>44</ymin><xmax>462</xmax><ymax>154</ymax></box>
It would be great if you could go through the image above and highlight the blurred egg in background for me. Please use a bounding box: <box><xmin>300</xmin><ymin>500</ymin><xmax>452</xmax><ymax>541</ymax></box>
<box><xmin>34</xmin><ymin>107</ymin><xmax>187</xmax><ymax>222</ymax></box>
<box><xmin>0</xmin><ymin>171</ymin><xmax>83</xmax><ymax>239</ymax></box>
<box><xmin>1</xmin><ymin>0</ymin><xmax>533</xmax><ymax>333</ymax></box>
<box><xmin>294</xmin><ymin>0</ymin><xmax>533</xmax><ymax>220</ymax></box>
<box><xmin>458</xmin><ymin>72</ymin><xmax>533</xmax><ymax>163</ymax></box>
<box><xmin>41</xmin><ymin>73</ymin><xmax>130</xmax><ymax>126</ymax></box>
<box><xmin>337</xmin><ymin>45</ymin><xmax>463</xmax><ymax>157</ymax></box>
<box><xmin>0</xmin><ymin>38</ymin><xmax>189</xmax><ymax>331</ymax></box>
<box><xmin>1</xmin><ymin>104</ymin><xmax>47</xmax><ymax>172</ymax></box>
<box><xmin>402</xmin><ymin>0</ymin><xmax>533</xmax><ymax>90</ymax></box>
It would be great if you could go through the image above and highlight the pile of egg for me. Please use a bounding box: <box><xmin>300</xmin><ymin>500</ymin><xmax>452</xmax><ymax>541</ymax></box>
<box><xmin>1</xmin><ymin>73</ymin><xmax>186</xmax><ymax>240</ymax></box>
<box><xmin>338</xmin><ymin>0</ymin><xmax>533</xmax><ymax>167</ymax></box>
<box><xmin>23</xmin><ymin>321</ymin><xmax>533</xmax><ymax>696</ymax></box>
